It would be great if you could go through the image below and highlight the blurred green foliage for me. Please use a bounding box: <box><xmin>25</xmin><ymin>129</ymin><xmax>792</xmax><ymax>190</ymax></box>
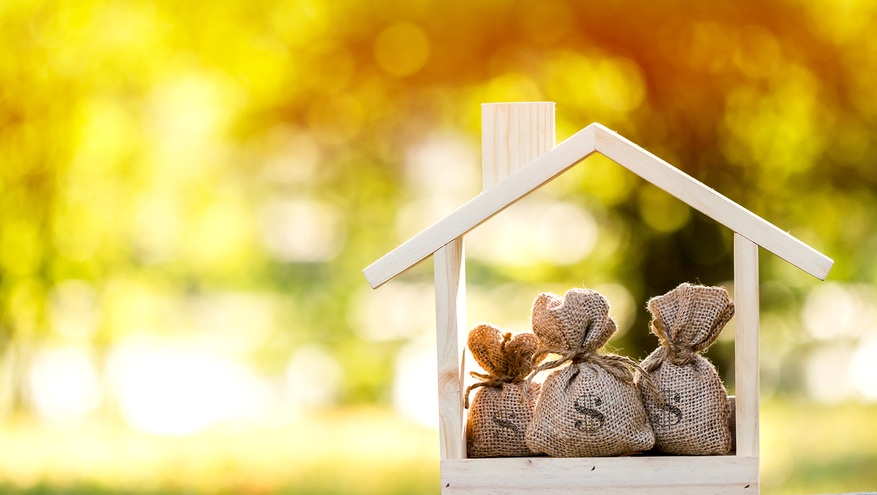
<box><xmin>1</xmin><ymin>0</ymin><xmax>876</xmax><ymax>493</ymax></box>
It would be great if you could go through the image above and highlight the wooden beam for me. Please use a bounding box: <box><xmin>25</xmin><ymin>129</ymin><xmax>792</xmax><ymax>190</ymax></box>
<box><xmin>734</xmin><ymin>233</ymin><xmax>759</xmax><ymax>459</ymax></box>
<box><xmin>435</xmin><ymin>238</ymin><xmax>467</xmax><ymax>459</ymax></box>
<box><xmin>482</xmin><ymin>102</ymin><xmax>555</xmax><ymax>190</ymax></box>
<box><xmin>363</xmin><ymin>124</ymin><xmax>597</xmax><ymax>288</ymax></box>
<box><xmin>441</xmin><ymin>456</ymin><xmax>758</xmax><ymax>494</ymax></box>
<box><xmin>594</xmin><ymin>125</ymin><xmax>832</xmax><ymax>280</ymax></box>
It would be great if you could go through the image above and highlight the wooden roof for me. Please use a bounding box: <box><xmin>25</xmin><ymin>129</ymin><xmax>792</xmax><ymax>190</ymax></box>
<box><xmin>364</xmin><ymin>123</ymin><xmax>833</xmax><ymax>289</ymax></box>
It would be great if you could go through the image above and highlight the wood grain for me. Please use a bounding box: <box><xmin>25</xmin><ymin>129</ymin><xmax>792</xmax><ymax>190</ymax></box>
<box><xmin>734</xmin><ymin>233</ymin><xmax>760</xmax><ymax>459</ymax></box>
<box><xmin>434</xmin><ymin>238</ymin><xmax>467</xmax><ymax>459</ymax></box>
<box><xmin>481</xmin><ymin>102</ymin><xmax>555</xmax><ymax>190</ymax></box>
<box><xmin>441</xmin><ymin>456</ymin><xmax>759</xmax><ymax>494</ymax></box>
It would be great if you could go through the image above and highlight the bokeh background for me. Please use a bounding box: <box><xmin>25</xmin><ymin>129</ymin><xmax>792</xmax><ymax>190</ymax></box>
<box><xmin>1</xmin><ymin>0</ymin><xmax>876</xmax><ymax>494</ymax></box>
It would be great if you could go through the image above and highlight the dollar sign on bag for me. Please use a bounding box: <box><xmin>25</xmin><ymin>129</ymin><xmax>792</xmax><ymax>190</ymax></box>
<box><xmin>573</xmin><ymin>393</ymin><xmax>605</xmax><ymax>432</ymax></box>
<box><xmin>655</xmin><ymin>389</ymin><xmax>682</xmax><ymax>426</ymax></box>
<box><xmin>491</xmin><ymin>412</ymin><xmax>520</xmax><ymax>433</ymax></box>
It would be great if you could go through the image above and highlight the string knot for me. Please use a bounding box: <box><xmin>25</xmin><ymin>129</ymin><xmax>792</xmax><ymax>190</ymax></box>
<box><xmin>522</xmin><ymin>347</ymin><xmax>661</xmax><ymax>403</ymax></box>
<box><xmin>464</xmin><ymin>327</ymin><xmax>541</xmax><ymax>409</ymax></box>
<box><xmin>666</xmin><ymin>341</ymin><xmax>695</xmax><ymax>366</ymax></box>
<box><xmin>645</xmin><ymin>321</ymin><xmax>697</xmax><ymax>370</ymax></box>
<box><xmin>464</xmin><ymin>370</ymin><xmax>528</xmax><ymax>409</ymax></box>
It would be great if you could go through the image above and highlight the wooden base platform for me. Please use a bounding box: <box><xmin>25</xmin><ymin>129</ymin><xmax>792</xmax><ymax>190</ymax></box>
<box><xmin>441</xmin><ymin>455</ymin><xmax>759</xmax><ymax>494</ymax></box>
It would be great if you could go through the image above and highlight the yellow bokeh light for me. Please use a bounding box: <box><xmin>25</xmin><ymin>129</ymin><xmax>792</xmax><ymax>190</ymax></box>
<box><xmin>373</xmin><ymin>22</ymin><xmax>430</xmax><ymax>77</ymax></box>
<box><xmin>579</xmin><ymin>154</ymin><xmax>636</xmax><ymax>206</ymax></box>
<box><xmin>593</xmin><ymin>57</ymin><xmax>646</xmax><ymax>112</ymax></box>
<box><xmin>637</xmin><ymin>183</ymin><xmax>692</xmax><ymax>233</ymax></box>
<box><xmin>544</xmin><ymin>51</ymin><xmax>646</xmax><ymax>122</ymax></box>
<box><xmin>0</xmin><ymin>220</ymin><xmax>42</xmax><ymax>277</ymax></box>
<box><xmin>485</xmin><ymin>72</ymin><xmax>543</xmax><ymax>102</ymax></box>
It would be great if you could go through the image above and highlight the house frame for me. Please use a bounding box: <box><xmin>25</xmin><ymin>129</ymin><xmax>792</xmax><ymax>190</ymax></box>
<box><xmin>363</xmin><ymin>102</ymin><xmax>833</xmax><ymax>494</ymax></box>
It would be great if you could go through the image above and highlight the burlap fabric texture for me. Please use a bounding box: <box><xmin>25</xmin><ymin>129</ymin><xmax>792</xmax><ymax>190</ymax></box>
<box><xmin>465</xmin><ymin>323</ymin><xmax>543</xmax><ymax>458</ymax></box>
<box><xmin>635</xmin><ymin>283</ymin><xmax>735</xmax><ymax>455</ymax></box>
<box><xmin>524</xmin><ymin>289</ymin><xmax>655</xmax><ymax>457</ymax></box>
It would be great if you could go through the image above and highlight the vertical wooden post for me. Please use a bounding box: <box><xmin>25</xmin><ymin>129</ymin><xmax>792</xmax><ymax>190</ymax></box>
<box><xmin>433</xmin><ymin>102</ymin><xmax>556</xmax><ymax>462</ymax></box>
<box><xmin>435</xmin><ymin>238</ymin><xmax>467</xmax><ymax>459</ymax></box>
<box><xmin>734</xmin><ymin>233</ymin><xmax>760</xmax><ymax>463</ymax></box>
<box><xmin>481</xmin><ymin>102</ymin><xmax>555</xmax><ymax>189</ymax></box>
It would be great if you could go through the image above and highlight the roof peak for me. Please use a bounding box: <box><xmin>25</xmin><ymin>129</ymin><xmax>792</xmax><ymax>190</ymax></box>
<box><xmin>364</xmin><ymin>122</ymin><xmax>832</xmax><ymax>289</ymax></box>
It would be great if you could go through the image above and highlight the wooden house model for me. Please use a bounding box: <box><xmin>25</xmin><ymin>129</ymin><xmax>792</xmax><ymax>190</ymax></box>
<box><xmin>363</xmin><ymin>102</ymin><xmax>833</xmax><ymax>494</ymax></box>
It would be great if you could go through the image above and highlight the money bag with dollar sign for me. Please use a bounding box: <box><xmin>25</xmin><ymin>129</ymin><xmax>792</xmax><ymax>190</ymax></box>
<box><xmin>465</xmin><ymin>323</ymin><xmax>544</xmax><ymax>458</ymax></box>
<box><xmin>635</xmin><ymin>283</ymin><xmax>735</xmax><ymax>455</ymax></box>
<box><xmin>525</xmin><ymin>288</ymin><xmax>655</xmax><ymax>457</ymax></box>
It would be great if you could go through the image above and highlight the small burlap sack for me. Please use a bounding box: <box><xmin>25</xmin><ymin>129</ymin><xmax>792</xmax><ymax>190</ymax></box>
<box><xmin>465</xmin><ymin>323</ymin><xmax>543</xmax><ymax>458</ymax></box>
<box><xmin>524</xmin><ymin>289</ymin><xmax>655</xmax><ymax>457</ymax></box>
<box><xmin>635</xmin><ymin>283</ymin><xmax>735</xmax><ymax>455</ymax></box>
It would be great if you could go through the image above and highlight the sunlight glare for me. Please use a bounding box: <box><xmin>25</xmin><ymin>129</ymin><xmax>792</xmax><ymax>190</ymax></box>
<box><xmin>260</xmin><ymin>198</ymin><xmax>346</xmax><ymax>262</ymax></box>
<box><xmin>349</xmin><ymin>283</ymin><xmax>435</xmax><ymax>342</ymax></box>
<box><xmin>285</xmin><ymin>345</ymin><xmax>344</xmax><ymax>408</ymax></box>
<box><xmin>467</xmin><ymin>198</ymin><xmax>597</xmax><ymax>265</ymax></box>
<box><xmin>851</xmin><ymin>336</ymin><xmax>877</xmax><ymax>402</ymax></box>
<box><xmin>393</xmin><ymin>340</ymin><xmax>438</xmax><ymax>428</ymax></box>
<box><xmin>805</xmin><ymin>345</ymin><xmax>854</xmax><ymax>403</ymax></box>
<box><xmin>28</xmin><ymin>346</ymin><xmax>101</xmax><ymax>426</ymax></box>
<box><xmin>106</xmin><ymin>337</ymin><xmax>275</xmax><ymax>436</ymax></box>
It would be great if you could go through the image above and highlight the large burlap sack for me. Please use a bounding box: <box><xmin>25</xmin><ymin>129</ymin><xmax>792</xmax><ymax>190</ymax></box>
<box><xmin>524</xmin><ymin>289</ymin><xmax>655</xmax><ymax>457</ymax></box>
<box><xmin>635</xmin><ymin>283</ymin><xmax>735</xmax><ymax>455</ymax></box>
<box><xmin>465</xmin><ymin>323</ymin><xmax>543</xmax><ymax>458</ymax></box>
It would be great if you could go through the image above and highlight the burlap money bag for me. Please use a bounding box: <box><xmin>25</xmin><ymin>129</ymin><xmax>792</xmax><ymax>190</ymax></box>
<box><xmin>465</xmin><ymin>323</ymin><xmax>543</xmax><ymax>458</ymax></box>
<box><xmin>635</xmin><ymin>283</ymin><xmax>735</xmax><ymax>455</ymax></box>
<box><xmin>524</xmin><ymin>289</ymin><xmax>655</xmax><ymax>457</ymax></box>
